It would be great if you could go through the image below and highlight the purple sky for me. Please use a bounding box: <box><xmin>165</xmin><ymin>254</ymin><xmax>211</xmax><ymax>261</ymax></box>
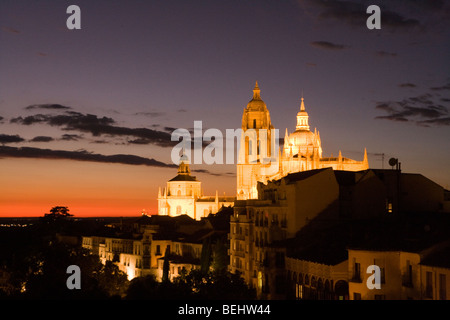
<box><xmin>1</xmin><ymin>0</ymin><xmax>449</xmax><ymax>215</ymax></box>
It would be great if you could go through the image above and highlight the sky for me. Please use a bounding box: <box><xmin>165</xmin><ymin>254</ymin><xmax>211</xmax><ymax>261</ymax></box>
<box><xmin>0</xmin><ymin>0</ymin><xmax>449</xmax><ymax>217</ymax></box>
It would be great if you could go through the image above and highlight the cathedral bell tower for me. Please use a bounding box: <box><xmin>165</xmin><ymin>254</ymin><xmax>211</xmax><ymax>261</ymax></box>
<box><xmin>237</xmin><ymin>82</ymin><xmax>278</xmax><ymax>200</ymax></box>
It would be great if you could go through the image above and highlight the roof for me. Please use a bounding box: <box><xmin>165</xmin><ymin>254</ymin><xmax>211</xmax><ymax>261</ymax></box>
<box><xmin>169</xmin><ymin>174</ymin><xmax>199</xmax><ymax>182</ymax></box>
<box><xmin>420</xmin><ymin>244</ymin><xmax>450</xmax><ymax>269</ymax></box>
<box><xmin>283</xmin><ymin>168</ymin><xmax>329</xmax><ymax>184</ymax></box>
<box><xmin>196</xmin><ymin>196</ymin><xmax>235</xmax><ymax>202</ymax></box>
<box><xmin>284</xmin><ymin>211</ymin><xmax>450</xmax><ymax>265</ymax></box>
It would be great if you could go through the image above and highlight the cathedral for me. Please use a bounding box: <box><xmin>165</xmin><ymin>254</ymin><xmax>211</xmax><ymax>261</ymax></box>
<box><xmin>157</xmin><ymin>153</ymin><xmax>234</xmax><ymax>220</ymax></box>
<box><xmin>237</xmin><ymin>82</ymin><xmax>369</xmax><ymax>200</ymax></box>
<box><xmin>158</xmin><ymin>82</ymin><xmax>369</xmax><ymax>217</ymax></box>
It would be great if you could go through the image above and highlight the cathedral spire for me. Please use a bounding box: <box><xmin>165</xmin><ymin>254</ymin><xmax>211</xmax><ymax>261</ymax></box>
<box><xmin>296</xmin><ymin>96</ymin><xmax>310</xmax><ymax>131</ymax></box>
<box><xmin>253</xmin><ymin>81</ymin><xmax>261</xmax><ymax>100</ymax></box>
<box><xmin>363</xmin><ymin>148</ymin><xmax>368</xmax><ymax>165</ymax></box>
<box><xmin>300</xmin><ymin>96</ymin><xmax>305</xmax><ymax>112</ymax></box>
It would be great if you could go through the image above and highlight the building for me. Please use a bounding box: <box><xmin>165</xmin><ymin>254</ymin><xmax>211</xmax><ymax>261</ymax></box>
<box><xmin>348</xmin><ymin>240</ymin><xmax>450</xmax><ymax>300</ymax></box>
<box><xmin>236</xmin><ymin>82</ymin><xmax>368</xmax><ymax>201</ymax></box>
<box><xmin>158</xmin><ymin>155</ymin><xmax>234</xmax><ymax>220</ymax></box>
<box><xmin>82</xmin><ymin>211</ymin><xmax>231</xmax><ymax>281</ymax></box>
<box><xmin>230</xmin><ymin>165</ymin><xmax>450</xmax><ymax>299</ymax></box>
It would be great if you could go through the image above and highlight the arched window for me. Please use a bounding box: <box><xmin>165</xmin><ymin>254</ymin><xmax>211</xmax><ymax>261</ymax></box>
<box><xmin>177</xmin><ymin>190</ymin><xmax>181</xmax><ymax>196</ymax></box>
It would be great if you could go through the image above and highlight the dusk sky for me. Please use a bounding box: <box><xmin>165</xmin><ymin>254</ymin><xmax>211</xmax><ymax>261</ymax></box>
<box><xmin>1</xmin><ymin>0</ymin><xmax>449</xmax><ymax>217</ymax></box>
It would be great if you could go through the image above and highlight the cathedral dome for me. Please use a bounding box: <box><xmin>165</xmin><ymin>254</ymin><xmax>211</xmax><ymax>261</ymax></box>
<box><xmin>289</xmin><ymin>129</ymin><xmax>317</xmax><ymax>147</ymax></box>
<box><xmin>246</xmin><ymin>81</ymin><xmax>267</xmax><ymax>111</ymax></box>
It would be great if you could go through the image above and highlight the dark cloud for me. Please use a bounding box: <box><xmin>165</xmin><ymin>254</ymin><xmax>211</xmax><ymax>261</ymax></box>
<box><xmin>0</xmin><ymin>146</ymin><xmax>177</xmax><ymax>168</ymax></box>
<box><xmin>164</xmin><ymin>127</ymin><xmax>177</xmax><ymax>133</ymax></box>
<box><xmin>417</xmin><ymin>117</ymin><xmax>450</xmax><ymax>127</ymax></box>
<box><xmin>301</xmin><ymin>0</ymin><xmax>423</xmax><ymax>31</ymax></box>
<box><xmin>192</xmin><ymin>168</ymin><xmax>236</xmax><ymax>177</ymax></box>
<box><xmin>375</xmin><ymin>91</ymin><xmax>449</xmax><ymax>126</ymax></box>
<box><xmin>30</xmin><ymin>136</ymin><xmax>54</xmax><ymax>142</ymax></box>
<box><xmin>310</xmin><ymin>41</ymin><xmax>348</xmax><ymax>50</ymax></box>
<box><xmin>430</xmin><ymin>83</ymin><xmax>450</xmax><ymax>91</ymax></box>
<box><xmin>0</xmin><ymin>116</ymin><xmax>4</xmax><ymax>122</ymax></box>
<box><xmin>61</xmin><ymin>134</ymin><xmax>82</xmax><ymax>141</ymax></box>
<box><xmin>134</xmin><ymin>111</ymin><xmax>166</xmax><ymax>117</ymax></box>
<box><xmin>376</xmin><ymin>51</ymin><xmax>397</xmax><ymax>57</ymax></box>
<box><xmin>25</xmin><ymin>104</ymin><xmax>71</xmax><ymax>110</ymax></box>
<box><xmin>0</xmin><ymin>134</ymin><xmax>25</xmax><ymax>144</ymax></box>
<box><xmin>398</xmin><ymin>83</ymin><xmax>417</xmax><ymax>88</ymax></box>
<box><xmin>10</xmin><ymin>111</ymin><xmax>175</xmax><ymax>147</ymax></box>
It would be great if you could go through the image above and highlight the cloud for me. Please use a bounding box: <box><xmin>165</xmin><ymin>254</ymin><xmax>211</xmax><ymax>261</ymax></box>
<box><xmin>61</xmin><ymin>134</ymin><xmax>82</xmax><ymax>141</ymax></box>
<box><xmin>30</xmin><ymin>136</ymin><xmax>54</xmax><ymax>142</ymax></box>
<box><xmin>301</xmin><ymin>0</ymin><xmax>423</xmax><ymax>31</ymax></box>
<box><xmin>25</xmin><ymin>104</ymin><xmax>72</xmax><ymax>110</ymax></box>
<box><xmin>191</xmin><ymin>168</ymin><xmax>236</xmax><ymax>177</ymax></box>
<box><xmin>375</xmin><ymin>91</ymin><xmax>450</xmax><ymax>126</ymax></box>
<box><xmin>398</xmin><ymin>83</ymin><xmax>417</xmax><ymax>88</ymax></box>
<box><xmin>0</xmin><ymin>134</ymin><xmax>25</xmax><ymax>144</ymax></box>
<box><xmin>430</xmin><ymin>83</ymin><xmax>450</xmax><ymax>91</ymax></box>
<box><xmin>134</xmin><ymin>111</ymin><xmax>166</xmax><ymax>117</ymax></box>
<box><xmin>0</xmin><ymin>146</ymin><xmax>177</xmax><ymax>168</ymax></box>
<box><xmin>417</xmin><ymin>117</ymin><xmax>450</xmax><ymax>127</ymax></box>
<box><xmin>376</xmin><ymin>51</ymin><xmax>397</xmax><ymax>58</ymax></box>
<box><xmin>310</xmin><ymin>41</ymin><xmax>349</xmax><ymax>50</ymax></box>
<box><xmin>10</xmin><ymin>111</ymin><xmax>175</xmax><ymax>148</ymax></box>
<box><xmin>2</xmin><ymin>26</ymin><xmax>20</xmax><ymax>34</ymax></box>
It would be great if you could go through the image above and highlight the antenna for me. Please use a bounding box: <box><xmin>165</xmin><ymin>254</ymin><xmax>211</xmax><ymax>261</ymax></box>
<box><xmin>388</xmin><ymin>158</ymin><xmax>398</xmax><ymax>170</ymax></box>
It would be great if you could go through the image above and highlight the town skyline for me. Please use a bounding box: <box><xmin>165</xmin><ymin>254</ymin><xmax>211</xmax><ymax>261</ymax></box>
<box><xmin>1</xmin><ymin>0</ymin><xmax>449</xmax><ymax>217</ymax></box>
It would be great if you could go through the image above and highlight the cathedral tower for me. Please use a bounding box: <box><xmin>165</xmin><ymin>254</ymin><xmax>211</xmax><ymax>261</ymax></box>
<box><xmin>237</xmin><ymin>82</ymin><xmax>279</xmax><ymax>200</ymax></box>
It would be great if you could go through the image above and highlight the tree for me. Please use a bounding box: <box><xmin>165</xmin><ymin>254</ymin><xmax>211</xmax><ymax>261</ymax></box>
<box><xmin>97</xmin><ymin>260</ymin><xmax>129</xmax><ymax>297</ymax></box>
<box><xmin>211</xmin><ymin>236</ymin><xmax>228</xmax><ymax>275</ymax></box>
<box><xmin>44</xmin><ymin>206</ymin><xmax>73</xmax><ymax>220</ymax></box>
<box><xmin>200</xmin><ymin>237</ymin><xmax>212</xmax><ymax>274</ymax></box>
<box><xmin>162</xmin><ymin>246</ymin><xmax>170</xmax><ymax>282</ymax></box>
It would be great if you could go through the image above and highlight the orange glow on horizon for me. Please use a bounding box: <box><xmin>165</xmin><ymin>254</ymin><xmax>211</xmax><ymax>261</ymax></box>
<box><xmin>0</xmin><ymin>157</ymin><xmax>235</xmax><ymax>218</ymax></box>
<box><xmin>0</xmin><ymin>158</ymin><xmax>164</xmax><ymax>217</ymax></box>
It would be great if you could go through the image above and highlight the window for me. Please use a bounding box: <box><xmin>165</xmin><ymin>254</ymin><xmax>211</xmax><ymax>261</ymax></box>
<box><xmin>403</xmin><ymin>260</ymin><xmax>413</xmax><ymax>287</ymax></box>
<box><xmin>426</xmin><ymin>271</ymin><xmax>433</xmax><ymax>298</ymax></box>
<box><xmin>439</xmin><ymin>274</ymin><xmax>446</xmax><ymax>300</ymax></box>
<box><xmin>352</xmin><ymin>259</ymin><xmax>361</xmax><ymax>282</ymax></box>
<box><xmin>353</xmin><ymin>293</ymin><xmax>361</xmax><ymax>300</ymax></box>
<box><xmin>374</xmin><ymin>294</ymin><xmax>385</xmax><ymax>300</ymax></box>
<box><xmin>253</xmin><ymin>119</ymin><xmax>256</xmax><ymax>128</ymax></box>
<box><xmin>176</xmin><ymin>206</ymin><xmax>181</xmax><ymax>215</ymax></box>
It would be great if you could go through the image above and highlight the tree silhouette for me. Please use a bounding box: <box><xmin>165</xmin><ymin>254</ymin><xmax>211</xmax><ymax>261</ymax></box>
<box><xmin>162</xmin><ymin>246</ymin><xmax>170</xmax><ymax>282</ymax></box>
<box><xmin>200</xmin><ymin>237</ymin><xmax>212</xmax><ymax>274</ymax></box>
<box><xmin>211</xmin><ymin>236</ymin><xmax>228</xmax><ymax>275</ymax></box>
<box><xmin>43</xmin><ymin>206</ymin><xmax>73</xmax><ymax>221</ymax></box>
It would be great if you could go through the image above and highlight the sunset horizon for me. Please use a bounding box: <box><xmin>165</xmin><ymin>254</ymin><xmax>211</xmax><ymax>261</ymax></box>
<box><xmin>1</xmin><ymin>1</ymin><xmax>449</xmax><ymax>219</ymax></box>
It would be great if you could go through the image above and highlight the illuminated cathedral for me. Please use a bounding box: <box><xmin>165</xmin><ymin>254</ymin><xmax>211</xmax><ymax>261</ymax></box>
<box><xmin>158</xmin><ymin>81</ymin><xmax>369</xmax><ymax>216</ymax></box>
<box><xmin>236</xmin><ymin>82</ymin><xmax>369</xmax><ymax>200</ymax></box>
<box><xmin>157</xmin><ymin>153</ymin><xmax>234</xmax><ymax>220</ymax></box>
